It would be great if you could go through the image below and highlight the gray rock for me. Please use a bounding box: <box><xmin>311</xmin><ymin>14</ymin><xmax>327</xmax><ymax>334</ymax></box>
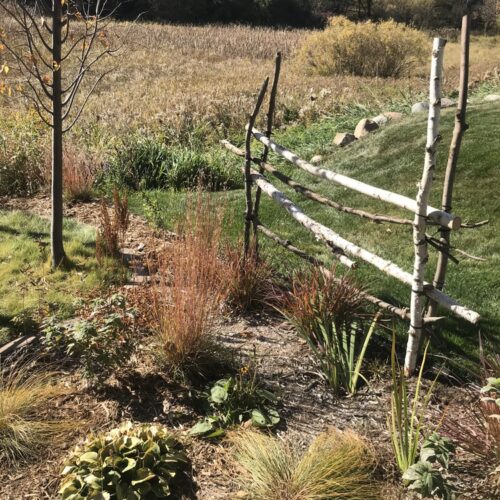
<box><xmin>412</xmin><ymin>102</ymin><xmax>429</xmax><ymax>114</ymax></box>
<box><xmin>484</xmin><ymin>94</ymin><xmax>500</xmax><ymax>102</ymax></box>
<box><xmin>441</xmin><ymin>97</ymin><xmax>456</xmax><ymax>108</ymax></box>
<box><xmin>372</xmin><ymin>114</ymin><xmax>388</xmax><ymax>126</ymax></box>
<box><xmin>310</xmin><ymin>155</ymin><xmax>323</xmax><ymax>164</ymax></box>
<box><xmin>333</xmin><ymin>132</ymin><xmax>357</xmax><ymax>147</ymax></box>
<box><xmin>354</xmin><ymin>118</ymin><xmax>379</xmax><ymax>139</ymax></box>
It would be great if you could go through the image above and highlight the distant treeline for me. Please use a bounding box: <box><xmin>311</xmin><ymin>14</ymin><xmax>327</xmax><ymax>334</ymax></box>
<box><xmin>109</xmin><ymin>0</ymin><xmax>497</xmax><ymax>30</ymax></box>
<box><xmin>28</xmin><ymin>1</ymin><xmax>497</xmax><ymax>30</ymax></box>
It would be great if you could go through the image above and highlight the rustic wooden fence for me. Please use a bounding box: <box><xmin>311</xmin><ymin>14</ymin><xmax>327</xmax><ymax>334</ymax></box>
<box><xmin>222</xmin><ymin>29</ymin><xmax>483</xmax><ymax>375</ymax></box>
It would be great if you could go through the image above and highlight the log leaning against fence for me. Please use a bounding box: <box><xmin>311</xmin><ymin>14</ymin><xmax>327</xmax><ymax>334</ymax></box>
<box><xmin>256</xmin><ymin>222</ymin><xmax>413</xmax><ymax>321</ymax></box>
<box><xmin>405</xmin><ymin>38</ymin><xmax>446</xmax><ymax>375</ymax></box>
<box><xmin>250</xmin><ymin>128</ymin><xmax>462</xmax><ymax>230</ymax></box>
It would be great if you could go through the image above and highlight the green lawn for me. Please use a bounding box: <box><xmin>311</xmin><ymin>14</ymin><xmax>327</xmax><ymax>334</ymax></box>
<box><xmin>130</xmin><ymin>101</ymin><xmax>500</xmax><ymax>375</ymax></box>
<box><xmin>0</xmin><ymin>211</ymin><xmax>123</xmax><ymax>343</ymax></box>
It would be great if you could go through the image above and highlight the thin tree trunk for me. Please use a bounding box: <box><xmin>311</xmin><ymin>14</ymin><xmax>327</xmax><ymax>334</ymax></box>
<box><xmin>427</xmin><ymin>13</ymin><xmax>471</xmax><ymax>318</ymax></box>
<box><xmin>405</xmin><ymin>38</ymin><xmax>446</xmax><ymax>376</ymax></box>
<box><xmin>51</xmin><ymin>0</ymin><xmax>65</xmax><ymax>268</ymax></box>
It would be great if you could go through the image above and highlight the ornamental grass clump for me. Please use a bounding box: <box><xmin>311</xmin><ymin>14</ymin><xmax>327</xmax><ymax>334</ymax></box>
<box><xmin>231</xmin><ymin>428</ymin><xmax>380</xmax><ymax>500</ymax></box>
<box><xmin>0</xmin><ymin>359</ymin><xmax>73</xmax><ymax>464</ymax></box>
<box><xmin>279</xmin><ymin>269</ymin><xmax>378</xmax><ymax>394</ymax></box>
<box><xmin>151</xmin><ymin>192</ymin><xmax>228</xmax><ymax>379</ymax></box>
<box><xmin>222</xmin><ymin>243</ymin><xmax>275</xmax><ymax>313</ymax></box>
<box><xmin>60</xmin><ymin>422</ymin><xmax>189</xmax><ymax>499</ymax></box>
<box><xmin>297</xmin><ymin>16</ymin><xmax>428</xmax><ymax>78</ymax></box>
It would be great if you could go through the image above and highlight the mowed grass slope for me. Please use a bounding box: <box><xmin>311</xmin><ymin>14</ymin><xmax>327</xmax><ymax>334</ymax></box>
<box><xmin>131</xmin><ymin>101</ymin><xmax>500</xmax><ymax>372</ymax></box>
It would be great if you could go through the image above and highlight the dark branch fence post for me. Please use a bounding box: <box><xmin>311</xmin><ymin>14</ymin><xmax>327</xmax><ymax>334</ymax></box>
<box><xmin>427</xmin><ymin>8</ymin><xmax>471</xmax><ymax>318</ymax></box>
<box><xmin>253</xmin><ymin>52</ymin><xmax>281</xmax><ymax>260</ymax></box>
<box><xmin>243</xmin><ymin>78</ymin><xmax>269</xmax><ymax>258</ymax></box>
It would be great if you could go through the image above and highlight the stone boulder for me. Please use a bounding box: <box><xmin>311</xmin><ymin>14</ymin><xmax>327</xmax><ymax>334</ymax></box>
<box><xmin>372</xmin><ymin>114</ymin><xmax>388</xmax><ymax>126</ymax></box>
<box><xmin>411</xmin><ymin>102</ymin><xmax>429</xmax><ymax>114</ymax></box>
<box><xmin>310</xmin><ymin>155</ymin><xmax>323</xmax><ymax>164</ymax></box>
<box><xmin>354</xmin><ymin>118</ymin><xmax>379</xmax><ymax>139</ymax></box>
<box><xmin>441</xmin><ymin>97</ymin><xmax>456</xmax><ymax>108</ymax></box>
<box><xmin>333</xmin><ymin>132</ymin><xmax>356</xmax><ymax>147</ymax></box>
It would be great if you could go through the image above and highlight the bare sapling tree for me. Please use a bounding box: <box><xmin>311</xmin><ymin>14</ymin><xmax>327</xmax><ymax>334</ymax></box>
<box><xmin>0</xmin><ymin>0</ymin><xmax>120</xmax><ymax>268</ymax></box>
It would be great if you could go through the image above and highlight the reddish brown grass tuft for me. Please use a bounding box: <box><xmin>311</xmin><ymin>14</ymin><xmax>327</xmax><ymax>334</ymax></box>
<box><xmin>151</xmin><ymin>192</ymin><xmax>228</xmax><ymax>377</ymax></box>
<box><xmin>222</xmin><ymin>243</ymin><xmax>274</xmax><ymax>313</ymax></box>
<box><xmin>95</xmin><ymin>189</ymin><xmax>129</xmax><ymax>262</ymax></box>
<box><xmin>63</xmin><ymin>146</ymin><xmax>99</xmax><ymax>202</ymax></box>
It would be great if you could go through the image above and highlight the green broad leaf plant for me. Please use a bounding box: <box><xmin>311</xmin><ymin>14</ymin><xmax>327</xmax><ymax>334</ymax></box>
<box><xmin>190</xmin><ymin>362</ymin><xmax>280</xmax><ymax>438</ymax></box>
<box><xmin>60</xmin><ymin>422</ymin><xmax>189</xmax><ymax>499</ymax></box>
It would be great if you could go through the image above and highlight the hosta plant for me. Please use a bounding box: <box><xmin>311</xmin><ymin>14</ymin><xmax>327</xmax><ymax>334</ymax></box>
<box><xmin>60</xmin><ymin>422</ymin><xmax>189</xmax><ymax>499</ymax></box>
<box><xmin>190</xmin><ymin>364</ymin><xmax>280</xmax><ymax>438</ymax></box>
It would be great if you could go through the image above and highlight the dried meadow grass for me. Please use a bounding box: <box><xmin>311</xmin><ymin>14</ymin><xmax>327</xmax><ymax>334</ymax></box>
<box><xmin>0</xmin><ymin>358</ymin><xmax>75</xmax><ymax>465</ymax></box>
<box><xmin>231</xmin><ymin>428</ymin><xmax>380</xmax><ymax>500</ymax></box>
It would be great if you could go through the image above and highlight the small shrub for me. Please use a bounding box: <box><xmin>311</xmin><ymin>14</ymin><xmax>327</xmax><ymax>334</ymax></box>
<box><xmin>402</xmin><ymin>433</ymin><xmax>456</xmax><ymax>499</ymax></box>
<box><xmin>102</xmin><ymin>134</ymin><xmax>241</xmax><ymax>191</ymax></box>
<box><xmin>42</xmin><ymin>294</ymin><xmax>136</xmax><ymax>383</ymax></box>
<box><xmin>96</xmin><ymin>189</ymin><xmax>130</xmax><ymax>261</ymax></box>
<box><xmin>297</xmin><ymin>16</ymin><xmax>428</xmax><ymax>78</ymax></box>
<box><xmin>222</xmin><ymin>244</ymin><xmax>274</xmax><ymax>313</ymax></box>
<box><xmin>151</xmin><ymin>192</ymin><xmax>228</xmax><ymax>379</ymax></box>
<box><xmin>441</xmin><ymin>390</ymin><xmax>500</xmax><ymax>462</ymax></box>
<box><xmin>279</xmin><ymin>269</ymin><xmax>377</xmax><ymax>394</ymax></box>
<box><xmin>59</xmin><ymin>422</ymin><xmax>189</xmax><ymax>499</ymax></box>
<box><xmin>190</xmin><ymin>361</ymin><xmax>280</xmax><ymax>438</ymax></box>
<box><xmin>231</xmin><ymin>428</ymin><xmax>380</xmax><ymax>500</ymax></box>
<box><xmin>0</xmin><ymin>359</ymin><xmax>73</xmax><ymax>464</ymax></box>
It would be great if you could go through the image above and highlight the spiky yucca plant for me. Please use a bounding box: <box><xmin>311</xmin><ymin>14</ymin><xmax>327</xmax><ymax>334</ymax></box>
<box><xmin>0</xmin><ymin>360</ymin><xmax>73</xmax><ymax>464</ymax></box>
<box><xmin>231</xmin><ymin>428</ymin><xmax>380</xmax><ymax>500</ymax></box>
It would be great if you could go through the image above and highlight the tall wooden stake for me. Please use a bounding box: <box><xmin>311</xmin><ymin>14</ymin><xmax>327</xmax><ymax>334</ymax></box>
<box><xmin>253</xmin><ymin>52</ymin><xmax>282</xmax><ymax>259</ymax></box>
<box><xmin>244</xmin><ymin>78</ymin><xmax>269</xmax><ymax>257</ymax></box>
<box><xmin>405</xmin><ymin>38</ymin><xmax>446</xmax><ymax>376</ymax></box>
<box><xmin>427</xmin><ymin>12</ymin><xmax>471</xmax><ymax>318</ymax></box>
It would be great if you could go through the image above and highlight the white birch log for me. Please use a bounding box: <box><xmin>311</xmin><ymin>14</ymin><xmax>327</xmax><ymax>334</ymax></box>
<box><xmin>405</xmin><ymin>38</ymin><xmax>446</xmax><ymax>376</ymax></box>
<box><xmin>248</xmin><ymin>167</ymin><xmax>479</xmax><ymax>324</ymax></box>
<box><xmin>251</xmin><ymin>128</ymin><xmax>461</xmax><ymax>230</ymax></box>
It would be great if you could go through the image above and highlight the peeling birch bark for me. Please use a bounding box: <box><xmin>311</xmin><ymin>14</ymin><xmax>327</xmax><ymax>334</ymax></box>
<box><xmin>405</xmin><ymin>38</ymin><xmax>446</xmax><ymax>376</ymax></box>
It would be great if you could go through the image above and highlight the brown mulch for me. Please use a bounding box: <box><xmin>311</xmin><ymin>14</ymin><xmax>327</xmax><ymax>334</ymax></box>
<box><xmin>0</xmin><ymin>196</ymin><xmax>495</xmax><ymax>499</ymax></box>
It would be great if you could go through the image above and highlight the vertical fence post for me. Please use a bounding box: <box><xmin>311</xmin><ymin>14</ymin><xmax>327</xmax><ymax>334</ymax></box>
<box><xmin>253</xmin><ymin>52</ymin><xmax>282</xmax><ymax>259</ymax></box>
<box><xmin>244</xmin><ymin>78</ymin><xmax>269</xmax><ymax>258</ymax></box>
<box><xmin>405</xmin><ymin>38</ymin><xmax>446</xmax><ymax>376</ymax></box>
<box><xmin>427</xmin><ymin>11</ymin><xmax>471</xmax><ymax>318</ymax></box>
